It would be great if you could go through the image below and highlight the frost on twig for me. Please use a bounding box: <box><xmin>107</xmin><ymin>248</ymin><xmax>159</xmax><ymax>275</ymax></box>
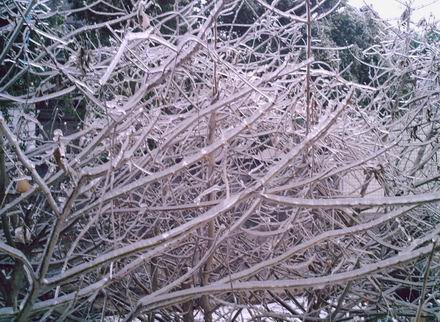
<box><xmin>0</xmin><ymin>0</ymin><xmax>439</xmax><ymax>321</ymax></box>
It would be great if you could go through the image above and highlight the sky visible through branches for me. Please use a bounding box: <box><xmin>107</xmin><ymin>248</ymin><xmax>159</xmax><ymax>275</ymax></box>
<box><xmin>349</xmin><ymin>0</ymin><xmax>440</xmax><ymax>21</ymax></box>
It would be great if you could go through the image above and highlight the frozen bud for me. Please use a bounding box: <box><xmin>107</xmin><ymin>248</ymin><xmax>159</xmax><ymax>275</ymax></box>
<box><xmin>16</xmin><ymin>177</ymin><xmax>31</xmax><ymax>194</ymax></box>
<box><xmin>14</xmin><ymin>226</ymin><xmax>31</xmax><ymax>244</ymax></box>
<box><xmin>140</xmin><ymin>11</ymin><xmax>150</xmax><ymax>30</ymax></box>
<box><xmin>53</xmin><ymin>129</ymin><xmax>63</xmax><ymax>141</ymax></box>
